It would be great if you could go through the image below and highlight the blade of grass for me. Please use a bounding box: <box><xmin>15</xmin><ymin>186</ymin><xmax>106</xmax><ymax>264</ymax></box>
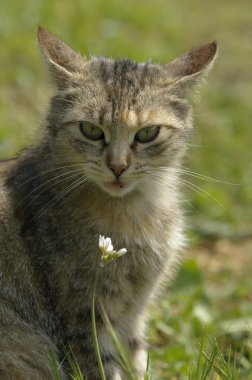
<box><xmin>50</xmin><ymin>351</ymin><xmax>61</xmax><ymax>380</ymax></box>
<box><xmin>91</xmin><ymin>268</ymin><xmax>107</xmax><ymax>380</ymax></box>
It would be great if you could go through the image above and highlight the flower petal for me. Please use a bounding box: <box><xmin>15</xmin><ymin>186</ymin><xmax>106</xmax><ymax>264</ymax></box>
<box><xmin>99</xmin><ymin>235</ymin><xmax>105</xmax><ymax>248</ymax></box>
<box><xmin>104</xmin><ymin>237</ymin><xmax>113</xmax><ymax>252</ymax></box>
<box><xmin>117</xmin><ymin>248</ymin><xmax>127</xmax><ymax>256</ymax></box>
<box><xmin>98</xmin><ymin>235</ymin><xmax>127</xmax><ymax>267</ymax></box>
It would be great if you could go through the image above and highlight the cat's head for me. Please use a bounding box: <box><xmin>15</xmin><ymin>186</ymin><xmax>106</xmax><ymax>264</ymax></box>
<box><xmin>38</xmin><ymin>27</ymin><xmax>217</xmax><ymax>198</ymax></box>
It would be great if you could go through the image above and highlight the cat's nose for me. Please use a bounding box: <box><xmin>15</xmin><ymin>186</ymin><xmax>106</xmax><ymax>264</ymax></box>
<box><xmin>107</xmin><ymin>151</ymin><xmax>131</xmax><ymax>178</ymax></box>
<box><xmin>109</xmin><ymin>162</ymin><xmax>129</xmax><ymax>177</ymax></box>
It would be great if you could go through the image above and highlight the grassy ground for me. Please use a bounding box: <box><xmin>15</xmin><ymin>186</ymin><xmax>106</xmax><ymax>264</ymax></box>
<box><xmin>0</xmin><ymin>1</ymin><xmax>251</xmax><ymax>378</ymax></box>
<box><xmin>149</xmin><ymin>238</ymin><xmax>252</xmax><ymax>379</ymax></box>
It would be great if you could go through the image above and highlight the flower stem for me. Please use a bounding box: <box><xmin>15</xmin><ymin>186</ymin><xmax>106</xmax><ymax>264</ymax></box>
<box><xmin>91</xmin><ymin>268</ymin><xmax>106</xmax><ymax>380</ymax></box>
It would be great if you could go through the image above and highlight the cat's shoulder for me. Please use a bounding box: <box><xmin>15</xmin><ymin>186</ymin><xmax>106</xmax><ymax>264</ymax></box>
<box><xmin>0</xmin><ymin>160</ymin><xmax>23</xmax><ymax>253</ymax></box>
<box><xmin>0</xmin><ymin>158</ymin><xmax>17</xmax><ymax>183</ymax></box>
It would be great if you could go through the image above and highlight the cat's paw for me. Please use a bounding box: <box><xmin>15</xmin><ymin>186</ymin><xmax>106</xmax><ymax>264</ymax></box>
<box><xmin>111</xmin><ymin>371</ymin><xmax>123</xmax><ymax>380</ymax></box>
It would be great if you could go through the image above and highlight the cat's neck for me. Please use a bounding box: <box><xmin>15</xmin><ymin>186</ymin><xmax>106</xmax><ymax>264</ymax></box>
<box><xmin>68</xmin><ymin>172</ymin><xmax>181</xmax><ymax>245</ymax></box>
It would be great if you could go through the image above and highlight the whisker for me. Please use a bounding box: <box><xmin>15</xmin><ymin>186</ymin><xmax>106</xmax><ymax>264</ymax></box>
<box><xmin>17</xmin><ymin>168</ymin><xmax>85</xmax><ymax>209</ymax></box>
<box><xmin>33</xmin><ymin>176</ymin><xmax>89</xmax><ymax>222</ymax></box>
<box><xmin>187</xmin><ymin>144</ymin><xmax>203</xmax><ymax>148</ymax></box>
<box><xmin>18</xmin><ymin>163</ymin><xmax>85</xmax><ymax>188</ymax></box>
<box><xmin>67</xmin><ymin>177</ymin><xmax>91</xmax><ymax>204</ymax></box>
<box><xmin>45</xmin><ymin>177</ymin><xmax>89</xmax><ymax>211</ymax></box>
<box><xmin>179</xmin><ymin>166</ymin><xmax>239</xmax><ymax>185</ymax></box>
<box><xmin>161</xmin><ymin>166</ymin><xmax>237</xmax><ymax>185</ymax></box>
<box><xmin>146</xmin><ymin>167</ymin><xmax>224</xmax><ymax>208</ymax></box>
<box><xmin>150</xmin><ymin>165</ymin><xmax>239</xmax><ymax>186</ymax></box>
<box><xmin>180</xmin><ymin>178</ymin><xmax>224</xmax><ymax>208</ymax></box>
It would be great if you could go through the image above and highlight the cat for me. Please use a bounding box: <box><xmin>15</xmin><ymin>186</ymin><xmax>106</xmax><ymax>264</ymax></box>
<box><xmin>0</xmin><ymin>27</ymin><xmax>217</xmax><ymax>380</ymax></box>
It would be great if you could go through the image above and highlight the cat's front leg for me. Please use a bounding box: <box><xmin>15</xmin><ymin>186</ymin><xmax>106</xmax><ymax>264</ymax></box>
<box><xmin>70</xmin><ymin>351</ymin><xmax>122</xmax><ymax>380</ymax></box>
<box><xmin>128</xmin><ymin>338</ymin><xmax>148</xmax><ymax>379</ymax></box>
<box><xmin>0</xmin><ymin>320</ymin><xmax>67</xmax><ymax>380</ymax></box>
<box><xmin>100</xmin><ymin>334</ymin><xmax>148</xmax><ymax>380</ymax></box>
<box><xmin>100</xmin><ymin>343</ymin><xmax>147</xmax><ymax>380</ymax></box>
<box><xmin>66</xmin><ymin>332</ymin><xmax>121</xmax><ymax>380</ymax></box>
<box><xmin>70</xmin><ymin>332</ymin><xmax>147</xmax><ymax>380</ymax></box>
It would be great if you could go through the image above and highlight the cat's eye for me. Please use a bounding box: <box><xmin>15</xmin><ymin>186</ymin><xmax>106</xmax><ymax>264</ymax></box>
<box><xmin>79</xmin><ymin>122</ymin><xmax>104</xmax><ymax>141</ymax></box>
<box><xmin>135</xmin><ymin>126</ymin><xmax>160</xmax><ymax>143</ymax></box>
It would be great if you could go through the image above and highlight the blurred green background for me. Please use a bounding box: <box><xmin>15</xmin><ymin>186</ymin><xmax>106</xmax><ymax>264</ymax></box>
<box><xmin>0</xmin><ymin>1</ymin><xmax>252</xmax><ymax>378</ymax></box>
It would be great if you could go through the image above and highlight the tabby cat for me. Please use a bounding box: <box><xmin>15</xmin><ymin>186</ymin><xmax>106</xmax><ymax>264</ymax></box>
<box><xmin>0</xmin><ymin>27</ymin><xmax>217</xmax><ymax>380</ymax></box>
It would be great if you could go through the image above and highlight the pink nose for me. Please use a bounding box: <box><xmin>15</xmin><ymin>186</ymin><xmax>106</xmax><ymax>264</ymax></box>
<box><xmin>109</xmin><ymin>162</ymin><xmax>128</xmax><ymax>177</ymax></box>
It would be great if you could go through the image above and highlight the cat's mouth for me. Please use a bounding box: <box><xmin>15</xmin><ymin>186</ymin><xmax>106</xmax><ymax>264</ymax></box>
<box><xmin>100</xmin><ymin>180</ymin><xmax>134</xmax><ymax>197</ymax></box>
<box><xmin>104</xmin><ymin>180</ymin><xmax>124</xmax><ymax>189</ymax></box>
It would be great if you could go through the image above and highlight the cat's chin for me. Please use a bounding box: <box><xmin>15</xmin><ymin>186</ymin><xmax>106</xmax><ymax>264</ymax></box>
<box><xmin>99</xmin><ymin>180</ymin><xmax>135</xmax><ymax>198</ymax></box>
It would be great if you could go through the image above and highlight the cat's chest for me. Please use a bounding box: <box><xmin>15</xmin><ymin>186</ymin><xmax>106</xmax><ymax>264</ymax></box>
<box><xmin>27</xmin><ymin>201</ymin><xmax>177</xmax><ymax>344</ymax></box>
<box><xmin>49</xmin><ymin>200</ymin><xmax>166</xmax><ymax>268</ymax></box>
<box><xmin>49</xmin><ymin>220</ymin><xmax>165</xmax><ymax>317</ymax></box>
<box><xmin>52</xmin><ymin>236</ymin><xmax>160</xmax><ymax>299</ymax></box>
<box><xmin>39</xmin><ymin>201</ymin><xmax>170</xmax><ymax>322</ymax></box>
<box><xmin>52</xmin><ymin>243</ymin><xmax>160</xmax><ymax>334</ymax></box>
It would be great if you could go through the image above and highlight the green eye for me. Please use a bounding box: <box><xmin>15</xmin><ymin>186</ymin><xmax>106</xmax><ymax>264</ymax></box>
<box><xmin>135</xmin><ymin>126</ymin><xmax>160</xmax><ymax>143</ymax></box>
<box><xmin>79</xmin><ymin>122</ymin><xmax>104</xmax><ymax>141</ymax></box>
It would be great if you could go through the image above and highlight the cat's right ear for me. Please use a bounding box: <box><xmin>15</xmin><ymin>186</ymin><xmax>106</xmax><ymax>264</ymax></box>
<box><xmin>37</xmin><ymin>26</ymin><xmax>86</xmax><ymax>89</ymax></box>
<box><xmin>163</xmin><ymin>42</ymin><xmax>217</xmax><ymax>95</ymax></box>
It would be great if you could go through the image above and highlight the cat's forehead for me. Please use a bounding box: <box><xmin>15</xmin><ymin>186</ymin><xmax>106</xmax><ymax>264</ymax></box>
<box><xmin>84</xmin><ymin>57</ymin><xmax>166</xmax><ymax>97</ymax></box>
<box><xmin>95</xmin><ymin>57</ymin><xmax>158</xmax><ymax>83</ymax></box>
<box><xmin>117</xmin><ymin>106</ymin><xmax>178</xmax><ymax>129</ymax></box>
<box><xmin>76</xmin><ymin>58</ymin><xmax>179</xmax><ymax>128</ymax></box>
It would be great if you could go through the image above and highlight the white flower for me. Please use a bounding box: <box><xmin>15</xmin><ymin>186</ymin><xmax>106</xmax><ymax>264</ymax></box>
<box><xmin>99</xmin><ymin>235</ymin><xmax>127</xmax><ymax>267</ymax></box>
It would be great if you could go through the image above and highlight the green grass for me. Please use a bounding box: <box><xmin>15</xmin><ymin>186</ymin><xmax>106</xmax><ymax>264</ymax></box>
<box><xmin>148</xmin><ymin>254</ymin><xmax>252</xmax><ymax>379</ymax></box>
<box><xmin>1</xmin><ymin>1</ymin><xmax>251</xmax><ymax>379</ymax></box>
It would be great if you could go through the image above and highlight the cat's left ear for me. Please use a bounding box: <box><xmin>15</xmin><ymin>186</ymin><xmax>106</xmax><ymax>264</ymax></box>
<box><xmin>164</xmin><ymin>42</ymin><xmax>217</xmax><ymax>94</ymax></box>
<box><xmin>37</xmin><ymin>26</ymin><xmax>86</xmax><ymax>89</ymax></box>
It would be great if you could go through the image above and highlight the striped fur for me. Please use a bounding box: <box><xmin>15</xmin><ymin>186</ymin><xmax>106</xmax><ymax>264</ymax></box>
<box><xmin>0</xmin><ymin>27</ymin><xmax>217</xmax><ymax>379</ymax></box>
